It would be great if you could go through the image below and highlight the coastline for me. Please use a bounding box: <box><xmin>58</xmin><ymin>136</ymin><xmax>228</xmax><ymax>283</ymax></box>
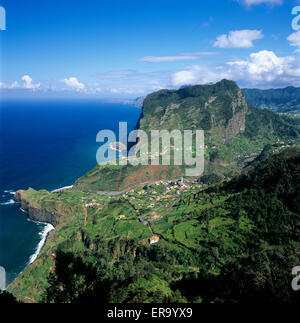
<box><xmin>1</xmin><ymin>101</ymin><xmax>142</xmax><ymax>298</ymax></box>
<box><xmin>10</xmin><ymin>183</ymin><xmax>79</xmax><ymax>282</ymax></box>
<box><xmin>12</xmin><ymin>185</ymin><xmax>75</xmax><ymax>277</ymax></box>
<box><xmin>7</xmin><ymin>220</ymin><xmax>54</xmax><ymax>288</ymax></box>
<box><xmin>7</xmin><ymin>183</ymin><xmax>77</xmax><ymax>288</ymax></box>
<box><xmin>1</xmin><ymin>196</ymin><xmax>55</xmax><ymax>288</ymax></box>
<box><xmin>27</xmin><ymin>221</ymin><xmax>54</xmax><ymax>264</ymax></box>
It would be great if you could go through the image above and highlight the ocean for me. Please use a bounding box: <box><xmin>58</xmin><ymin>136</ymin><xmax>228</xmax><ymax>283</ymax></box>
<box><xmin>0</xmin><ymin>99</ymin><xmax>141</xmax><ymax>285</ymax></box>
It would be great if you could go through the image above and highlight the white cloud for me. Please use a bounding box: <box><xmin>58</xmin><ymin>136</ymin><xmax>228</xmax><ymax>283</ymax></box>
<box><xmin>21</xmin><ymin>75</ymin><xmax>41</xmax><ymax>89</ymax></box>
<box><xmin>287</xmin><ymin>31</ymin><xmax>300</xmax><ymax>52</ymax></box>
<box><xmin>0</xmin><ymin>76</ymin><xmax>40</xmax><ymax>90</ymax></box>
<box><xmin>228</xmin><ymin>50</ymin><xmax>297</xmax><ymax>81</ymax></box>
<box><xmin>140</xmin><ymin>52</ymin><xmax>217</xmax><ymax>63</ymax></box>
<box><xmin>60</xmin><ymin>77</ymin><xmax>85</xmax><ymax>90</ymax></box>
<box><xmin>0</xmin><ymin>81</ymin><xmax>16</xmax><ymax>89</ymax></box>
<box><xmin>239</xmin><ymin>0</ymin><xmax>283</xmax><ymax>6</ymax></box>
<box><xmin>171</xmin><ymin>50</ymin><xmax>300</xmax><ymax>88</ymax></box>
<box><xmin>110</xmin><ymin>88</ymin><xmax>121</xmax><ymax>94</ymax></box>
<box><xmin>172</xmin><ymin>65</ymin><xmax>230</xmax><ymax>87</ymax></box>
<box><xmin>214</xmin><ymin>30</ymin><xmax>264</xmax><ymax>48</ymax></box>
<box><xmin>10</xmin><ymin>81</ymin><xmax>20</xmax><ymax>89</ymax></box>
<box><xmin>172</xmin><ymin>69</ymin><xmax>199</xmax><ymax>86</ymax></box>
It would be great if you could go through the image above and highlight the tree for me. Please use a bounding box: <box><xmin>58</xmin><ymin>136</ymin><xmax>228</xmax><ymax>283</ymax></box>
<box><xmin>43</xmin><ymin>251</ymin><xmax>111</xmax><ymax>304</ymax></box>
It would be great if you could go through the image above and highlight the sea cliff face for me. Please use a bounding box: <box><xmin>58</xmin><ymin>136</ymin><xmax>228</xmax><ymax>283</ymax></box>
<box><xmin>14</xmin><ymin>190</ymin><xmax>62</xmax><ymax>227</ymax></box>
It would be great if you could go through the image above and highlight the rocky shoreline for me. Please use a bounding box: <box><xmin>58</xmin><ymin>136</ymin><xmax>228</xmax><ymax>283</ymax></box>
<box><xmin>14</xmin><ymin>190</ymin><xmax>60</xmax><ymax>227</ymax></box>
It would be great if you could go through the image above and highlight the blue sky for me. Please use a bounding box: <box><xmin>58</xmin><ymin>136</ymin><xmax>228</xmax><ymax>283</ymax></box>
<box><xmin>0</xmin><ymin>0</ymin><xmax>300</xmax><ymax>98</ymax></box>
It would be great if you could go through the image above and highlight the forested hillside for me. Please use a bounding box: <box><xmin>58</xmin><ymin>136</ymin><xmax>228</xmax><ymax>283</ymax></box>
<box><xmin>74</xmin><ymin>80</ymin><xmax>300</xmax><ymax>192</ymax></box>
<box><xmin>243</xmin><ymin>87</ymin><xmax>300</xmax><ymax>114</ymax></box>
<box><xmin>7</xmin><ymin>148</ymin><xmax>300</xmax><ymax>303</ymax></box>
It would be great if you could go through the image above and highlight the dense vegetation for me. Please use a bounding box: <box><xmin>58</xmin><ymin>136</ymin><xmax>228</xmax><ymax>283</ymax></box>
<box><xmin>6</xmin><ymin>80</ymin><xmax>300</xmax><ymax>303</ymax></box>
<box><xmin>9</xmin><ymin>148</ymin><xmax>300</xmax><ymax>303</ymax></box>
<box><xmin>243</xmin><ymin>86</ymin><xmax>300</xmax><ymax>114</ymax></box>
<box><xmin>74</xmin><ymin>80</ymin><xmax>300</xmax><ymax>192</ymax></box>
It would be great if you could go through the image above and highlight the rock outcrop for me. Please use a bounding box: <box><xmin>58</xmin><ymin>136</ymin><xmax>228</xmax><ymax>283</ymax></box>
<box><xmin>14</xmin><ymin>190</ymin><xmax>60</xmax><ymax>227</ymax></box>
<box><xmin>73</xmin><ymin>79</ymin><xmax>299</xmax><ymax>192</ymax></box>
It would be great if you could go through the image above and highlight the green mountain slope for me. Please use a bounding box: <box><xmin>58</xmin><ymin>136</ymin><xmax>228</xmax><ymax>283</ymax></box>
<box><xmin>7</xmin><ymin>148</ymin><xmax>300</xmax><ymax>303</ymax></box>
<box><xmin>74</xmin><ymin>80</ymin><xmax>300</xmax><ymax>192</ymax></box>
<box><xmin>242</xmin><ymin>86</ymin><xmax>300</xmax><ymax>114</ymax></box>
<box><xmin>6</xmin><ymin>80</ymin><xmax>300</xmax><ymax>303</ymax></box>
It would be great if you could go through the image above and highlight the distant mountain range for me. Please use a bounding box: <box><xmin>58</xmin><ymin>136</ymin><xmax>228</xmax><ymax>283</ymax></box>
<box><xmin>242</xmin><ymin>86</ymin><xmax>300</xmax><ymax>114</ymax></box>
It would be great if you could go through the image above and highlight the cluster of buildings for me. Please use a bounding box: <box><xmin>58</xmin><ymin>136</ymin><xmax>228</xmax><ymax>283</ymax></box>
<box><xmin>81</xmin><ymin>177</ymin><xmax>205</xmax><ymax>246</ymax></box>
<box><xmin>84</xmin><ymin>202</ymin><xmax>102</xmax><ymax>208</ymax></box>
<box><xmin>122</xmin><ymin>178</ymin><xmax>204</xmax><ymax>209</ymax></box>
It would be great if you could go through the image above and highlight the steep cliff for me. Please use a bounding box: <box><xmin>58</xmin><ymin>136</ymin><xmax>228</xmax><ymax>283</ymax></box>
<box><xmin>14</xmin><ymin>190</ymin><xmax>60</xmax><ymax>227</ymax></box>
<box><xmin>74</xmin><ymin>80</ymin><xmax>300</xmax><ymax>192</ymax></box>
<box><xmin>138</xmin><ymin>79</ymin><xmax>248</xmax><ymax>144</ymax></box>
<box><xmin>14</xmin><ymin>188</ymin><xmax>85</xmax><ymax>228</ymax></box>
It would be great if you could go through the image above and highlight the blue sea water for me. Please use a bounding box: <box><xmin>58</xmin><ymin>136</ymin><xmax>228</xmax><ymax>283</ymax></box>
<box><xmin>0</xmin><ymin>99</ymin><xmax>141</xmax><ymax>285</ymax></box>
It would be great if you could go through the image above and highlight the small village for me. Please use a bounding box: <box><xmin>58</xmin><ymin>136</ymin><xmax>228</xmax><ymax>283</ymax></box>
<box><xmin>121</xmin><ymin>178</ymin><xmax>203</xmax><ymax>211</ymax></box>
<box><xmin>80</xmin><ymin>177</ymin><xmax>205</xmax><ymax>245</ymax></box>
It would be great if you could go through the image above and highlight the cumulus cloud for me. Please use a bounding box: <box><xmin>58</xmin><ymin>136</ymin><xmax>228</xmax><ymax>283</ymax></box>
<box><xmin>172</xmin><ymin>65</ymin><xmax>230</xmax><ymax>87</ymax></box>
<box><xmin>214</xmin><ymin>30</ymin><xmax>264</xmax><ymax>48</ymax></box>
<box><xmin>0</xmin><ymin>76</ymin><xmax>40</xmax><ymax>90</ymax></box>
<box><xmin>140</xmin><ymin>52</ymin><xmax>217</xmax><ymax>63</ymax></box>
<box><xmin>239</xmin><ymin>0</ymin><xmax>283</xmax><ymax>6</ymax></box>
<box><xmin>172</xmin><ymin>69</ymin><xmax>199</xmax><ymax>86</ymax></box>
<box><xmin>287</xmin><ymin>31</ymin><xmax>300</xmax><ymax>52</ymax></box>
<box><xmin>227</xmin><ymin>50</ymin><xmax>298</xmax><ymax>83</ymax></box>
<box><xmin>171</xmin><ymin>50</ymin><xmax>300</xmax><ymax>88</ymax></box>
<box><xmin>60</xmin><ymin>77</ymin><xmax>85</xmax><ymax>90</ymax></box>
<box><xmin>21</xmin><ymin>75</ymin><xmax>41</xmax><ymax>89</ymax></box>
<box><xmin>10</xmin><ymin>81</ymin><xmax>20</xmax><ymax>89</ymax></box>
